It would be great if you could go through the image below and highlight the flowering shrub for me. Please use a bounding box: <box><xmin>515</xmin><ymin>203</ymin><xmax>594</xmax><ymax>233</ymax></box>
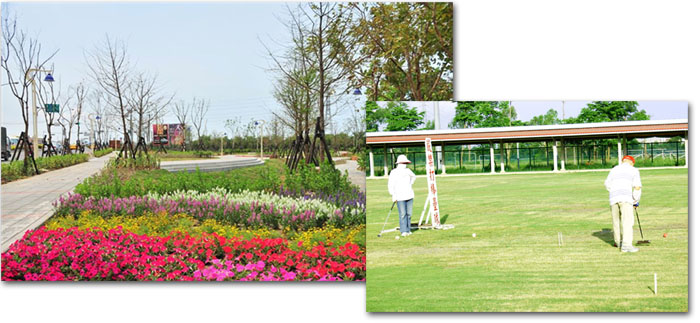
<box><xmin>44</xmin><ymin>211</ymin><xmax>280</xmax><ymax>240</ymax></box>
<box><xmin>53</xmin><ymin>188</ymin><xmax>364</xmax><ymax>230</ymax></box>
<box><xmin>1</xmin><ymin>227</ymin><xmax>365</xmax><ymax>281</ymax></box>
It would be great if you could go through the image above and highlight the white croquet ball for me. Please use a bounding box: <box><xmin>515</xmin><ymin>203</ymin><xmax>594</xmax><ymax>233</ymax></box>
<box><xmin>472</xmin><ymin>233</ymin><xmax>476</xmax><ymax>238</ymax></box>
<box><xmin>395</xmin><ymin>236</ymin><xmax>400</xmax><ymax>240</ymax></box>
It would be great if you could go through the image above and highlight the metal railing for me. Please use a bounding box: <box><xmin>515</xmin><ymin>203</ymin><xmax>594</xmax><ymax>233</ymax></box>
<box><xmin>367</xmin><ymin>141</ymin><xmax>686</xmax><ymax>176</ymax></box>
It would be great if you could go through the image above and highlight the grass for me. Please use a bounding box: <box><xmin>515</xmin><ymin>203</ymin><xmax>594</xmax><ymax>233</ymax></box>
<box><xmin>365</xmin><ymin>168</ymin><xmax>688</xmax><ymax>312</ymax></box>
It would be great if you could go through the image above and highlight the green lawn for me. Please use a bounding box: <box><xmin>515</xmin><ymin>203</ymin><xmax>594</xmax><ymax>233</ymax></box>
<box><xmin>366</xmin><ymin>168</ymin><xmax>688</xmax><ymax>312</ymax></box>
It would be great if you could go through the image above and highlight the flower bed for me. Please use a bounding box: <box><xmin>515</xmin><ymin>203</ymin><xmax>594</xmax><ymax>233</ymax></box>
<box><xmin>53</xmin><ymin>188</ymin><xmax>364</xmax><ymax>230</ymax></box>
<box><xmin>1</xmin><ymin>227</ymin><xmax>365</xmax><ymax>281</ymax></box>
<box><xmin>44</xmin><ymin>211</ymin><xmax>365</xmax><ymax>248</ymax></box>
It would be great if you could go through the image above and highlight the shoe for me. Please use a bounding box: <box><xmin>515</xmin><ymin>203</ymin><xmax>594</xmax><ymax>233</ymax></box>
<box><xmin>621</xmin><ymin>245</ymin><xmax>639</xmax><ymax>253</ymax></box>
<box><xmin>613</xmin><ymin>243</ymin><xmax>619</xmax><ymax>248</ymax></box>
<box><xmin>401</xmin><ymin>232</ymin><xmax>409</xmax><ymax>237</ymax></box>
<box><xmin>407</xmin><ymin>232</ymin><xmax>413</xmax><ymax>235</ymax></box>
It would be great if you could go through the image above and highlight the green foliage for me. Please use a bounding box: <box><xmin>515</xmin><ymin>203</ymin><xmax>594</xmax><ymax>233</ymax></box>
<box><xmin>576</xmin><ymin>101</ymin><xmax>648</xmax><ymax>123</ymax></box>
<box><xmin>109</xmin><ymin>153</ymin><xmax>160</xmax><ymax>170</ymax></box>
<box><xmin>94</xmin><ymin>148</ymin><xmax>114</xmax><ymax>158</ymax></box>
<box><xmin>528</xmin><ymin>108</ymin><xmax>561</xmax><ymax>125</ymax></box>
<box><xmin>384</xmin><ymin>102</ymin><xmax>425</xmax><ymax>131</ymax></box>
<box><xmin>284</xmin><ymin>161</ymin><xmax>356</xmax><ymax>197</ymax></box>
<box><xmin>74</xmin><ymin>160</ymin><xmax>283</xmax><ymax>198</ymax></box>
<box><xmin>1</xmin><ymin>153</ymin><xmax>90</xmax><ymax>183</ymax></box>
<box><xmin>357</xmin><ymin>2</ymin><xmax>453</xmax><ymax>101</ymax></box>
<box><xmin>450</xmin><ymin>101</ymin><xmax>516</xmax><ymax>129</ymax></box>
<box><xmin>365</xmin><ymin>101</ymin><xmax>386</xmax><ymax>132</ymax></box>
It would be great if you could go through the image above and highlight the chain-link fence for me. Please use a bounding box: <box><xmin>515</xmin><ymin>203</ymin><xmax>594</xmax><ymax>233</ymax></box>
<box><xmin>367</xmin><ymin>140</ymin><xmax>685</xmax><ymax>176</ymax></box>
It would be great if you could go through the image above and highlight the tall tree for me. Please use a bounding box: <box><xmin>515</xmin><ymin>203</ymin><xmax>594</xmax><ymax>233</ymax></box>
<box><xmin>364</xmin><ymin>100</ymin><xmax>386</xmax><ymax>132</ymax></box>
<box><xmin>528</xmin><ymin>108</ymin><xmax>561</xmax><ymax>126</ymax></box>
<box><xmin>86</xmin><ymin>35</ymin><xmax>134</xmax><ymax>158</ymax></box>
<box><xmin>189</xmin><ymin>97</ymin><xmax>209</xmax><ymax>149</ymax></box>
<box><xmin>224</xmin><ymin>116</ymin><xmax>242</xmax><ymax>151</ymax></box>
<box><xmin>383</xmin><ymin>101</ymin><xmax>425</xmax><ymax>131</ymax></box>
<box><xmin>576</xmin><ymin>101</ymin><xmax>648</xmax><ymax>123</ymax></box>
<box><xmin>266</xmin><ymin>2</ymin><xmax>362</xmax><ymax>164</ymax></box>
<box><xmin>354</xmin><ymin>2</ymin><xmax>453</xmax><ymax>101</ymax></box>
<box><xmin>450</xmin><ymin>101</ymin><xmax>516</xmax><ymax>129</ymax></box>
<box><xmin>172</xmin><ymin>99</ymin><xmax>190</xmax><ymax>150</ymax></box>
<box><xmin>1</xmin><ymin>15</ymin><xmax>57</xmax><ymax>169</ymax></box>
<box><xmin>127</xmin><ymin>72</ymin><xmax>172</xmax><ymax>142</ymax></box>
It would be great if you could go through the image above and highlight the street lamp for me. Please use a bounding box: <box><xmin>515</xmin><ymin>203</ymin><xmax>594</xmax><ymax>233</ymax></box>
<box><xmin>88</xmin><ymin>114</ymin><xmax>101</xmax><ymax>153</ymax></box>
<box><xmin>221</xmin><ymin>132</ymin><xmax>226</xmax><ymax>156</ymax></box>
<box><xmin>25</xmin><ymin>69</ymin><xmax>54</xmax><ymax>158</ymax></box>
<box><xmin>352</xmin><ymin>88</ymin><xmax>362</xmax><ymax>95</ymax></box>
<box><xmin>254</xmin><ymin>120</ymin><xmax>265</xmax><ymax>160</ymax></box>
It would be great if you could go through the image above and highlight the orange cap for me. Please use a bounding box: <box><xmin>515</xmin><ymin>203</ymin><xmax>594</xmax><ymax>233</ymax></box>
<box><xmin>622</xmin><ymin>155</ymin><xmax>635</xmax><ymax>163</ymax></box>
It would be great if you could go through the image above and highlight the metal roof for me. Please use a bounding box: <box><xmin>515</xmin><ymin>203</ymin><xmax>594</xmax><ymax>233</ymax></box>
<box><xmin>366</xmin><ymin>119</ymin><xmax>688</xmax><ymax>146</ymax></box>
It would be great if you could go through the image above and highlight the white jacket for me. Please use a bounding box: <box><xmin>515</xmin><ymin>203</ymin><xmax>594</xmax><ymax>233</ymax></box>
<box><xmin>388</xmin><ymin>164</ymin><xmax>416</xmax><ymax>201</ymax></box>
<box><xmin>604</xmin><ymin>163</ymin><xmax>642</xmax><ymax>206</ymax></box>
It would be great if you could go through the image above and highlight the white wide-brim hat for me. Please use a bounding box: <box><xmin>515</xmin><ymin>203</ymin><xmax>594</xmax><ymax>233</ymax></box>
<box><xmin>396</xmin><ymin>154</ymin><xmax>411</xmax><ymax>164</ymax></box>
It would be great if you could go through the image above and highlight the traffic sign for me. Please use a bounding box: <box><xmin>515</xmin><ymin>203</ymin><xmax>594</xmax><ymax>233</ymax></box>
<box><xmin>45</xmin><ymin>103</ymin><xmax>59</xmax><ymax>113</ymax></box>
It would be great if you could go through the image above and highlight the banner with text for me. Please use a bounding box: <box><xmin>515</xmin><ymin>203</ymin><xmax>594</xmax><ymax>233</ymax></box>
<box><xmin>425</xmin><ymin>138</ymin><xmax>441</xmax><ymax>227</ymax></box>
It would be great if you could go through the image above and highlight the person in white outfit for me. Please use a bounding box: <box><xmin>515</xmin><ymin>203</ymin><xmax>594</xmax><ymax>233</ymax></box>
<box><xmin>604</xmin><ymin>155</ymin><xmax>642</xmax><ymax>253</ymax></box>
<box><xmin>388</xmin><ymin>155</ymin><xmax>417</xmax><ymax>237</ymax></box>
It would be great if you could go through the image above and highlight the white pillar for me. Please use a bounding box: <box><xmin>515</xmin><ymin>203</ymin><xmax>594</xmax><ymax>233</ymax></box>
<box><xmin>560</xmin><ymin>139</ymin><xmax>566</xmax><ymax>171</ymax></box>
<box><xmin>383</xmin><ymin>145</ymin><xmax>388</xmax><ymax>177</ymax></box>
<box><xmin>369</xmin><ymin>150</ymin><xmax>375</xmax><ymax>178</ymax></box>
<box><xmin>499</xmin><ymin>141</ymin><xmax>505</xmax><ymax>173</ymax></box>
<box><xmin>617</xmin><ymin>139</ymin><xmax>623</xmax><ymax>165</ymax></box>
<box><xmin>553</xmin><ymin>140</ymin><xmax>558</xmax><ymax>172</ymax></box>
<box><xmin>490</xmin><ymin>143</ymin><xmax>495</xmax><ymax>173</ymax></box>
<box><xmin>684</xmin><ymin>137</ymin><xmax>688</xmax><ymax>168</ymax></box>
<box><xmin>441</xmin><ymin>142</ymin><xmax>446</xmax><ymax>175</ymax></box>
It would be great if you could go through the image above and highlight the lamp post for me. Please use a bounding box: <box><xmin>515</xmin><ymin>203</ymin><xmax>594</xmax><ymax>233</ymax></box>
<box><xmin>26</xmin><ymin>69</ymin><xmax>54</xmax><ymax>158</ymax></box>
<box><xmin>88</xmin><ymin>114</ymin><xmax>101</xmax><ymax>153</ymax></box>
<box><xmin>254</xmin><ymin>120</ymin><xmax>265</xmax><ymax>160</ymax></box>
<box><xmin>221</xmin><ymin>132</ymin><xmax>226</xmax><ymax>156</ymax></box>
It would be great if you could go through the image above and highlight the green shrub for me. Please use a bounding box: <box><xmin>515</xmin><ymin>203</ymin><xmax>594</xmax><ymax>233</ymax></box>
<box><xmin>284</xmin><ymin>161</ymin><xmax>356</xmax><ymax>196</ymax></box>
<box><xmin>74</xmin><ymin>160</ymin><xmax>282</xmax><ymax>198</ymax></box>
<box><xmin>1</xmin><ymin>153</ymin><xmax>90</xmax><ymax>183</ymax></box>
<box><xmin>94</xmin><ymin>148</ymin><xmax>114</xmax><ymax>158</ymax></box>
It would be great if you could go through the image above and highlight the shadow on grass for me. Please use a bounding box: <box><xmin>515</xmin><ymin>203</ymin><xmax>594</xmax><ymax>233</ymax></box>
<box><xmin>440</xmin><ymin>213</ymin><xmax>450</xmax><ymax>224</ymax></box>
<box><xmin>592</xmin><ymin>228</ymin><xmax>617</xmax><ymax>247</ymax></box>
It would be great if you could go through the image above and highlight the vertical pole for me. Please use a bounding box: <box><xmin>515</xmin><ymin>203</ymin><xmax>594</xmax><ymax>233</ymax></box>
<box><xmin>553</xmin><ymin>140</ymin><xmax>558</xmax><ymax>172</ymax></box>
<box><xmin>517</xmin><ymin>142</ymin><xmax>520</xmax><ymax>170</ymax></box>
<box><xmin>489</xmin><ymin>142</ymin><xmax>495</xmax><ymax>173</ymax></box>
<box><xmin>220</xmin><ymin>136</ymin><xmax>224</xmax><ymax>156</ymax></box>
<box><xmin>676</xmin><ymin>141</ymin><xmax>679</xmax><ymax>166</ymax></box>
<box><xmin>383</xmin><ymin>145</ymin><xmax>388</xmax><ymax>177</ymax></box>
<box><xmin>499</xmin><ymin>141</ymin><xmax>505</xmax><ymax>173</ymax></box>
<box><xmin>259</xmin><ymin>123</ymin><xmax>264</xmax><ymax>160</ymax></box>
<box><xmin>32</xmin><ymin>77</ymin><xmax>39</xmax><ymax>158</ymax></box>
<box><xmin>617</xmin><ymin>138</ymin><xmax>623</xmax><ymax>165</ymax></box>
<box><xmin>684</xmin><ymin>137</ymin><xmax>688</xmax><ymax>168</ymax></box>
<box><xmin>560</xmin><ymin>138</ymin><xmax>566</xmax><ymax>171</ymax></box>
<box><xmin>90</xmin><ymin>117</ymin><xmax>95</xmax><ymax>154</ymax></box>
<box><xmin>441</xmin><ymin>142</ymin><xmax>446</xmax><ymax>175</ymax></box>
<box><xmin>651</xmin><ymin>143</ymin><xmax>654</xmax><ymax>164</ymax></box>
<box><xmin>369</xmin><ymin>149</ymin><xmax>375</xmax><ymax>178</ymax></box>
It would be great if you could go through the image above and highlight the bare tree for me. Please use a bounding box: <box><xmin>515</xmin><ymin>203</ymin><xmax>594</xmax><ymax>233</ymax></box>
<box><xmin>127</xmin><ymin>72</ymin><xmax>173</xmax><ymax>143</ymax></box>
<box><xmin>73</xmin><ymin>83</ymin><xmax>87</xmax><ymax>150</ymax></box>
<box><xmin>265</xmin><ymin>3</ymin><xmax>362</xmax><ymax>164</ymax></box>
<box><xmin>224</xmin><ymin>116</ymin><xmax>242</xmax><ymax>150</ymax></box>
<box><xmin>89</xmin><ymin>90</ymin><xmax>108</xmax><ymax>145</ymax></box>
<box><xmin>86</xmin><ymin>35</ymin><xmax>133</xmax><ymax>158</ymax></box>
<box><xmin>1</xmin><ymin>15</ymin><xmax>58</xmax><ymax>170</ymax></box>
<box><xmin>36</xmin><ymin>67</ymin><xmax>61</xmax><ymax>155</ymax></box>
<box><xmin>172</xmin><ymin>99</ymin><xmax>190</xmax><ymax>150</ymax></box>
<box><xmin>189</xmin><ymin>97</ymin><xmax>209</xmax><ymax>149</ymax></box>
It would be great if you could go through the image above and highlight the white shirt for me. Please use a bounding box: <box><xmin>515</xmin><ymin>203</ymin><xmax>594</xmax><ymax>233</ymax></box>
<box><xmin>604</xmin><ymin>163</ymin><xmax>642</xmax><ymax>206</ymax></box>
<box><xmin>388</xmin><ymin>164</ymin><xmax>416</xmax><ymax>202</ymax></box>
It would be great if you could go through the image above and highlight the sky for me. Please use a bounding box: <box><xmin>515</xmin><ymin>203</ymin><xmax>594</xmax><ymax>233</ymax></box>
<box><xmin>0</xmin><ymin>1</ymin><xmax>363</xmax><ymax>140</ymax></box>
<box><xmin>379</xmin><ymin>101</ymin><xmax>688</xmax><ymax>130</ymax></box>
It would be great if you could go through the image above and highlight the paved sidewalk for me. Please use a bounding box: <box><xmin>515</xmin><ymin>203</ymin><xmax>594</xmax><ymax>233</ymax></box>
<box><xmin>0</xmin><ymin>153</ymin><xmax>114</xmax><ymax>252</ymax></box>
<box><xmin>334</xmin><ymin>159</ymin><xmax>366</xmax><ymax>192</ymax></box>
